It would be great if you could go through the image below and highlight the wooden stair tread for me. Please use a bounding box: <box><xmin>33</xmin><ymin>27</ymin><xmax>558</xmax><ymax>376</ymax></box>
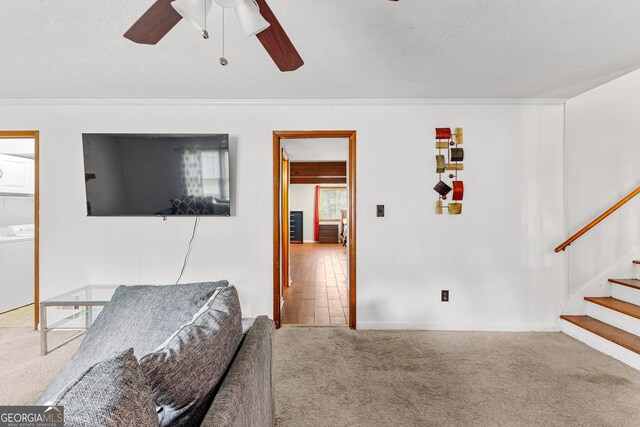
<box><xmin>560</xmin><ymin>315</ymin><xmax>640</xmax><ymax>355</ymax></box>
<box><xmin>608</xmin><ymin>278</ymin><xmax>640</xmax><ymax>290</ymax></box>
<box><xmin>584</xmin><ymin>297</ymin><xmax>640</xmax><ymax>319</ymax></box>
<box><xmin>634</xmin><ymin>260</ymin><xmax>640</xmax><ymax>264</ymax></box>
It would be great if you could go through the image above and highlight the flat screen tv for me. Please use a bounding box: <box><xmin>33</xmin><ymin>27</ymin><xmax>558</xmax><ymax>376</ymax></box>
<box><xmin>82</xmin><ymin>133</ymin><xmax>230</xmax><ymax>216</ymax></box>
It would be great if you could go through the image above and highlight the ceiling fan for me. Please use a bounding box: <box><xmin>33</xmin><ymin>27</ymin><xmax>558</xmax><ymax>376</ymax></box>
<box><xmin>124</xmin><ymin>0</ymin><xmax>399</xmax><ymax>72</ymax></box>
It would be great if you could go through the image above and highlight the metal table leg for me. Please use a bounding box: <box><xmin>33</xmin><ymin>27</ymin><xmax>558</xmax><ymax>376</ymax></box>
<box><xmin>40</xmin><ymin>304</ymin><xmax>47</xmax><ymax>356</ymax></box>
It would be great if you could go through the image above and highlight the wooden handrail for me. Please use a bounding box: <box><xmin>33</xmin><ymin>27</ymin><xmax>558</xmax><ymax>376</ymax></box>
<box><xmin>555</xmin><ymin>186</ymin><xmax>640</xmax><ymax>252</ymax></box>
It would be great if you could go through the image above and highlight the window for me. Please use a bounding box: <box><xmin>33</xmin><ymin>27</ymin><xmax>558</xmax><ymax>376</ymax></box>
<box><xmin>201</xmin><ymin>149</ymin><xmax>229</xmax><ymax>200</ymax></box>
<box><xmin>179</xmin><ymin>147</ymin><xmax>229</xmax><ymax>200</ymax></box>
<box><xmin>319</xmin><ymin>187</ymin><xmax>347</xmax><ymax>220</ymax></box>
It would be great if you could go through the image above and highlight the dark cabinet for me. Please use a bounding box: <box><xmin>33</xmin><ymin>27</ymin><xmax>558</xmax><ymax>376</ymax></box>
<box><xmin>319</xmin><ymin>224</ymin><xmax>339</xmax><ymax>243</ymax></box>
<box><xmin>290</xmin><ymin>211</ymin><xmax>303</xmax><ymax>243</ymax></box>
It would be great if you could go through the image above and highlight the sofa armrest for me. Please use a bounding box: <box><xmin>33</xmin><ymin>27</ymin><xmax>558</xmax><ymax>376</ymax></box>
<box><xmin>200</xmin><ymin>315</ymin><xmax>275</xmax><ymax>427</ymax></box>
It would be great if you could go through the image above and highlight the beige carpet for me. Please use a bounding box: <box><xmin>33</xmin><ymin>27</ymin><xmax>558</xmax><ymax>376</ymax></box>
<box><xmin>1</xmin><ymin>326</ymin><xmax>640</xmax><ymax>426</ymax></box>
<box><xmin>0</xmin><ymin>327</ymin><xmax>81</xmax><ymax>404</ymax></box>
<box><xmin>275</xmin><ymin>328</ymin><xmax>640</xmax><ymax>427</ymax></box>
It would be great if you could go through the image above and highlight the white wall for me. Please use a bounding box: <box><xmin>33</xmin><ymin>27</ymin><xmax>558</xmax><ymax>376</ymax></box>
<box><xmin>0</xmin><ymin>138</ymin><xmax>35</xmax><ymax>311</ymax></box>
<box><xmin>564</xmin><ymin>70</ymin><xmax>640</xmax><ymax>305</ymax></box>
<box><xmin>0</xmin><ymin>137</ymin><xmax>34</xmax><ymax>230</ymax></box>
<box><xmin>282</xmin><ymin>139</ymin><xmax>348</xmax><ymax>161</ymax></box>
<box><xmin>289</xmin><ymin>184</ymin><xmax>315</xmax><ymax>243</ymax></box>
<box><xmin>0</xmin><ymin>101</ymin><xmax>565</xmax><ymax>330</ymax></box>
<box><xmin>0</xmin><ymin>240</ymin><xmax>34</xmax><ymax>312</ymax></box>
<box><xmin>0</xmin><ymin>194</ymin><xmax>34</xmax><ymax>311</ymax></box>
<box><xmin>0</xmin><ymin>197</ymin><xmax>33</xmax><ymax>228</ymax></box>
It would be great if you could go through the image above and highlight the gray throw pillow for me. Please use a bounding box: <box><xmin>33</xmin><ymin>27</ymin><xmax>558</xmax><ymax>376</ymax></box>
<box><xmin>49</xmin><ymin>348</ymin><xmax>158</xmax><ymax>427</ymax></box>
<box><xmin>38</xmin><ymin>281</ymin><xmax>228</xmax><ymax>405</ymax></box>
<box><xmin>140</xmin><ymin>285</ymin><xmax>243</xmax><ymax>427</ymax></box>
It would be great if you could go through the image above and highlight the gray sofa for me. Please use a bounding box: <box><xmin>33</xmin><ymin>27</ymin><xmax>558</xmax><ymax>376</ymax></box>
<box><xmin>201</xmin><ymin>316</ymin><xmax>275</xmax><ymax>427</ymax></box>
<box><xmin>38</xmin><ymin>282</ymin><xmax>275</xmax><ymax>427</ymax></box>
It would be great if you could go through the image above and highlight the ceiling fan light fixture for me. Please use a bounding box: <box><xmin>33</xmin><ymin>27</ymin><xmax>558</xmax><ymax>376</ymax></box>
<box><xmin>171</xmin><ymin>0</ymin><xmax>214</xmax><ymax>34</ymax></box>
<box><xmin>234</xmin><ymin>0</ymin><xmax>270</xmax><ymax>38</ymax></box>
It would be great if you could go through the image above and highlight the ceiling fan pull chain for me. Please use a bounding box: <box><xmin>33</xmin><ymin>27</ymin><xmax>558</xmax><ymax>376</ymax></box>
<box><xmin>220</xmin><ymin>8</ymin><xmax>228</xmax><ymax>66</ymax></box>
<box><xmin>202</xmin><ymin>0</ymin><xmax>209</xmax><ymax>39</ymax></box>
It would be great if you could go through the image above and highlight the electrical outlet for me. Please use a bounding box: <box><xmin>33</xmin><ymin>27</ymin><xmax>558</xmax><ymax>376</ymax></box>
<box><xmin>441</xmin><ymin>290</ymin><xmax>449</xmax><ymax>302</ymax></box>
<box><xmin>376</xmin><ymin>205</ymin><xmax>385</xmax><ymax>217</ymax></box>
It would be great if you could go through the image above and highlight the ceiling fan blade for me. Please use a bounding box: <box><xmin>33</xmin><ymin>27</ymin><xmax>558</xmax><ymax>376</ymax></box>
<box><xmin>124</xmin><ymin>0</ymin><xmax>183</xmax><ymax>45</ymax></box>
<box><xmin>254</xmin><ymin>0</ymin><xmax>304</xmax><ymax>72</ymax></box>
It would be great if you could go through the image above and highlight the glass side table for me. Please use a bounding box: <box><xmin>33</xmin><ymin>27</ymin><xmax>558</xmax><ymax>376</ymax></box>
<box><xmin>40</xmin><ymin>285</ymin><xmax>119</xmax><ymax>356</ymax></box>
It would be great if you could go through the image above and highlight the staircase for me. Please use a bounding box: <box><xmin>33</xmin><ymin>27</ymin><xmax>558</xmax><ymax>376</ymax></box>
<box><xmin>561</xmin><ymin>260</ymin><xmax>640</xmax><ymax>371</ymax></box>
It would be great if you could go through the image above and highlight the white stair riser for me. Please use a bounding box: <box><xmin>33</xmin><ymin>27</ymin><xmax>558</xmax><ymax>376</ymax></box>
<box><xmin>586</xmin><ymin>302</ymin><xmax>640</xmax><ymax>336</ymax></box>
<box><xmin>561</xmin><ymin>320</ymin><xmax>640</xmax><ymax>371</ymax></box>
<box><xmin>635</xmin><ymin>264</ymin><xmax>640</xmax><ymax>279</ymax></box>
<box><xmin>611</xmin><ymin>284</ymin><xmax>640</xmax><ymax>306</ymax></box>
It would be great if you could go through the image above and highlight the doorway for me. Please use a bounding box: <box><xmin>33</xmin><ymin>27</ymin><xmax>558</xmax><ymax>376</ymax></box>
<box><xmin>273</xmin><ymin>130</ymin><xmax>356</xmax><ymax>329</ymax></box>
<box><xmin>0</xmin><ymin>131</ymin><xmax>39</xmax><ymax>330</ymax></box>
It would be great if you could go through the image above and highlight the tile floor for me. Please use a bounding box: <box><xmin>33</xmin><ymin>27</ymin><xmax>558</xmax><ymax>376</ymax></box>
<box><xmin>282</xmin><ymin>243</ymin><xmax>349</xmax><ymax>326</ymax></box>
<box><xmin>0</xmin><ymin>304</ymin><xmax>34</xmax><ymax>328</ymax></box>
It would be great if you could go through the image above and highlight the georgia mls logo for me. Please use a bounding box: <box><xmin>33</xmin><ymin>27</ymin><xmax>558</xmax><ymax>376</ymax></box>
<box><xmin>0</xmin><ymin>405</ymin><xmax>64</xmax><ymax>427</ymax></box>
<box><xmin>43</xmin><ymin>406</ymin><xmax>63</xmax><ymax>418</ymax></box>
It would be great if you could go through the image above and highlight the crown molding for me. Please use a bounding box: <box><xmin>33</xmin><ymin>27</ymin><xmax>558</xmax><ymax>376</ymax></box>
<box><xmin>0</xmin><ymin>98</ymin><xmax>567</xmax><ymax>107</ymax></box>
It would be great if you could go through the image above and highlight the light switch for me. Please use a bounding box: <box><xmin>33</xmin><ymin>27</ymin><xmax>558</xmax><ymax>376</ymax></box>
<box><xmin>376</xmin><ymin>205</ymin><xmax>384</xmax><ymax>217</ymax></box>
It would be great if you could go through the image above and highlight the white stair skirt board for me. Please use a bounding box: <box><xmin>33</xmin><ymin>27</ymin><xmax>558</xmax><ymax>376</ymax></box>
<box><xmin>586</xmin><ymin>302</ymin><xmax>640</xmax><ymax>336</ymax></box>
<box><xmin>561</xmin><ymin>320</ymin><xmax>640</xmax><ymax>371</ymax></box>
<box><xmin>612</xmin><ymin>284</ymin><xmax>640</xmax><ymax>306</ymax></box>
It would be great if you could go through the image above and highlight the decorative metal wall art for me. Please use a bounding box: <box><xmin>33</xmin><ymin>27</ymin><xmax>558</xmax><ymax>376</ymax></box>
<box><xmin>434</xmin><ymin>127</ymin><xmax>464</xmax><ymax>215</ymax></box>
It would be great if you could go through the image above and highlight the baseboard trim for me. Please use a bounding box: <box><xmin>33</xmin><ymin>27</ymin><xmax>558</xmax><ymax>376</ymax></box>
<box><xmin>357</xmin><ymin>321</ymin><xmax>561</xmax><ymax>332</ymax></box>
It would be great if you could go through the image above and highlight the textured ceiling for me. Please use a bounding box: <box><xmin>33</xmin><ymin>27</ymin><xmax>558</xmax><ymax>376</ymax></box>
<box><xmin>1</xmin><ymin>0</ymin><xmax>639</xmax><ymax>99</ymax></box>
